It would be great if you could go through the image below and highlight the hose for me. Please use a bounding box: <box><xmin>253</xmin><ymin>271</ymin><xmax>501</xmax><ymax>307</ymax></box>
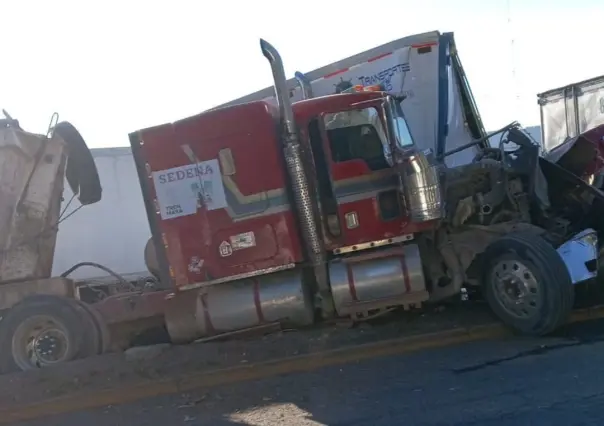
<box><xmin>60</xmin><ymin>262</ymin><xmax>135</xmax><ymax>292</ymax></box>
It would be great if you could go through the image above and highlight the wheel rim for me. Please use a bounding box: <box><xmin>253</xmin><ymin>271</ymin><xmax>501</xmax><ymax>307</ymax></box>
<box><xmin>11</xmin><ymin>315</ymin><xmax>71</xmax><ymax>370</ymax></box>
<box><xmin>490</xmin><ymin>259</ymin><xmax>540</xmax><ymax>319</ymax></box>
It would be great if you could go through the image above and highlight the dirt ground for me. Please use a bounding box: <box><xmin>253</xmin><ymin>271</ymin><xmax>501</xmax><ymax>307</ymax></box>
<box><xmin>0</xmin><ymin>302</ymin><xmax>496</xmax><ymax>410</ymax></box>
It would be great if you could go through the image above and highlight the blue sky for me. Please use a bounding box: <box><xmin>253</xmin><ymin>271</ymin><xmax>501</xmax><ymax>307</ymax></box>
<box><xmin>1</xmin><ymin>0</ymin><xmax>602</xmax><ymax>148</ymax></box>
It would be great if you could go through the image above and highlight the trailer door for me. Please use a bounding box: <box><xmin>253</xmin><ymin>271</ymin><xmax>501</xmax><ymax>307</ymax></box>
<box><xmin>539</xmin><ymin>75</ymin><xmax>604</xmax><ymax>153</ymax></box>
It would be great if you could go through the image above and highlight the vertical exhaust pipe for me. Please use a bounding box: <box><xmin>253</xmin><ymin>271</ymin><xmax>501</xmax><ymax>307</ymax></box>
<box><xmin>260</xmin><ymin>39</ymin><xmax>334</xmax><ymax>318</ymax></box>
<box><xmin>294</xmin><ymin>71</ymin><xmax>314</xmax><ymax>100</ymax></box>
<box><xmin>260</xmin><ymin>39</ymin><xmax>297</xmax><ymax>137</ymax></box>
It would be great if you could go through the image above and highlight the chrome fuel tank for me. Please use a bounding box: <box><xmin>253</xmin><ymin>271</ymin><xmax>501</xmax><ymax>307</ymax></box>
<box><xmin>165</xmin><ymin>268</ymin><xmax>315</xmax><ymax>344</ymax></box>
<box><xmin>329</xmin><ymin>243</ymin><xmax>429</xmax><ymax>317</ymax></box>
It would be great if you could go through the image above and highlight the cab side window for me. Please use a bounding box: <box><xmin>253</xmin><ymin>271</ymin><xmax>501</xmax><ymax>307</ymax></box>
<box><xmin>323</xmin><ymin>107</ymin><xmax>390</xmax><ymax>171</ymax></box>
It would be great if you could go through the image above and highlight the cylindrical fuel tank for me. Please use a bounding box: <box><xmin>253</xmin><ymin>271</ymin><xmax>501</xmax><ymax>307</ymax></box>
<box><xmin>164</xmin><ymin>268</ymin><xmax>315</xmax><ymax>343</ymax></box>
<box><xmin>144</xmin><ymin>237</ymin><xmax>160</xmax><ymax>279</ymax></box>
<box><xmin>329</xmin><ymin>243</ymin><xmax>428</xmax><ymax>317</ymax></box>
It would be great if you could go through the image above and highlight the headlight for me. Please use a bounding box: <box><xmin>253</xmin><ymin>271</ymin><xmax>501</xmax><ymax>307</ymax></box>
<box><xmin>571</xmin><ymin>229</ymin><xmax>598</xmax><ymax>249</ymax></box>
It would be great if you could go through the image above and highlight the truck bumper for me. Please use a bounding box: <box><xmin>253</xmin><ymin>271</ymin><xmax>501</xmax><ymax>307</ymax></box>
<box><xmin>557</xmin><ymin>228</ymin><xmax>599</xmax><ymax>285</ymax></box>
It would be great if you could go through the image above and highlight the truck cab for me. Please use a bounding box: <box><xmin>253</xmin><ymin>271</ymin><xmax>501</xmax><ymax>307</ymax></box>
<box><xmin>292</xmin><ymin>89</ymin><xmax>440</xmax><ymax>254</ymax></box>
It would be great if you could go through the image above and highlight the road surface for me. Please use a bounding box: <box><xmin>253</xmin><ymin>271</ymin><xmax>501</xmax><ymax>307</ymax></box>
<box><xmin>13</xmin><ymin>320</ymin><xmax>604</xmax><ymax>426</ymax></box>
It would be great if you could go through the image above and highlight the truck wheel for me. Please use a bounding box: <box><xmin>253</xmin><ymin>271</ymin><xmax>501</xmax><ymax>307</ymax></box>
<box><xmin>70</xmin><ymin>300</ymin><xmax>104</xmax><ymax>357</ymax></box>
<box><xmin>482</xmin><ymin>232</ymin><xmax>574</xmax><ymax>336</ymax></box>
<box><xmin>72</xmin><ymin>299</ymin><xmax>111</xmax><ymax>355</ymax></box>
<box><xmin>0</xmin><ymin>296</ymin><xmax>86</xmax><ymax>373</ymax></box>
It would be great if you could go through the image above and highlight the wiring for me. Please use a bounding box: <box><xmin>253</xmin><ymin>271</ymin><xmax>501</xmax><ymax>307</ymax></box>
<box><xmin>59</xmin><ymin>193</ymin><xmax>77</xmax><ymax>220</ymax></box>
<box><xmin>60</xmin><ymin>262</ymin><xmax>136</xmax><ymax>294</ymax></box>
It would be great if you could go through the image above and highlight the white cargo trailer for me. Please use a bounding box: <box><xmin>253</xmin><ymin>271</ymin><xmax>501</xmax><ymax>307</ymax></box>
<box><xmin>218</xmin><ymin>31</ymin><xmax>487</xmax><ymax>168</ymax></box>
<box><xmin>538</xmin><ymin>75</ymin><xmax>604</xmax><ymax>153</ymax></box>
<box><xmin>52</xmin><ymin>147</ymin><xmax>151</xmax><ymax>281</ymax></box>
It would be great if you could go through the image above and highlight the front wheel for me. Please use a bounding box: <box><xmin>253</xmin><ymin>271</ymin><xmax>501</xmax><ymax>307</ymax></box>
<box><xmin>482</xmin><ymin>232</ymin><xmax>574</xmax><ymax>336</ymax></box>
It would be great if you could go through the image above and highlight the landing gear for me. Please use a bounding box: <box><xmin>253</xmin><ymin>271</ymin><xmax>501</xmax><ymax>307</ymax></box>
<box><xmin>482</xmin><ymin>232</ymin><xmax>574</xmax><ymax>336</ymax></box>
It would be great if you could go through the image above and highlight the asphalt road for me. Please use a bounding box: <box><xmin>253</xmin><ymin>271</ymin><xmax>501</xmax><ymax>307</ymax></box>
<box><xmin>15</xmin><ymin>321</ymin><xmax>604</xmax><ymax>426</ymax></box>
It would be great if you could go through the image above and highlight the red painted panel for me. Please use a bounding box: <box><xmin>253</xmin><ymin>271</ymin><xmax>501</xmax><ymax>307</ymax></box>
<box><xmin>336</xmin><ymin>197</ymin><xmax>407</xmax><ymax>242</ymax></box>
<box><xmin>330</xmin><ymin>159</ymin><xmax>372</xmax><ymax>181</ymax></box>
<box><xmin>136</xmin><ymin>102</ymin><xmax>303</xmax><ymax>290</ymax></box>
<box><xmin>292</xmin><ymin>92</ymin><xmax>434</xmax><ymax>250</ymax></box>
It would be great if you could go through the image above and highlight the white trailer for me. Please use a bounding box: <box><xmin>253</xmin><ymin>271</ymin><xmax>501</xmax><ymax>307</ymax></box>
<box><xmin>218</xmin><ymin>31</ymin><xmax>488</xmax><ymax>168</ymax></box>
<box><xmin>52</xmin><ymin>147</ymin><xmax>151</xmax><ymax>281</ymax></box>
<box><xmin>538</xmin><ymin>75</ymin><xmax>604</xmax><ymax>153</ymax></box>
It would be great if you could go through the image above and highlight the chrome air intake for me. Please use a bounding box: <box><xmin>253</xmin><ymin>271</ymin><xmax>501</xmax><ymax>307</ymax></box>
<box><xmin>260</xmin><ymin>39</ymin><xmax>334</xmax><ymax>317</ymax></box>
<box><xmin>400</xmin><ymin>149</ymin><xmax>445</xmax><ymax>222</ymax></box>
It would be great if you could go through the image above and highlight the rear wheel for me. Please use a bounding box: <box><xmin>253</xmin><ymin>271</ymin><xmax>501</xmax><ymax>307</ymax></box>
<box><xmin>482</xmin><ymin>232</ymin><xmax>574</xmax><ymax>336</ymax></box>
<box><xmin>0</xmin><ymin>296</ymin><xmax>96</xmax><ymax>373</ymax></box>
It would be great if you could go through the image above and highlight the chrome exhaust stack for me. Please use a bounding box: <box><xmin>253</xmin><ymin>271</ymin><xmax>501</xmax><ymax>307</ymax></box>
<box><xmin>260</xmin><ymin>39</ymin><xmax>334</xmax><ymax>317</ymax></box>
<box><xmin>260</xmin><ymin>39</ymin><xmax>297</xmax><ymax>137</ymax></box>
<box><xmin>294</xmin><ymin>71</ymin><xmax>314</xmax><ymax>100</ymax></box>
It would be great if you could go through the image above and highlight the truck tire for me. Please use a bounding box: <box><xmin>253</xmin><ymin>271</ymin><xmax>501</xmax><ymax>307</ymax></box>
<box><xmin>0</xmin><ymin>296</ymin><xmax>87</xmax><ymax>373</ymax></box>
<box><xmin>482</xmin><ymin>232</ymin><xmax>574</xmax><ymax>336</ymax></box>
<box><xmin>72</xmin><ymin>299</ymin><xmax>111</xmax><ymax>355</ymax></box>
<box><xmin>70</xmin><ymin>299</ymin><xmax>104</xmax><ymax>357</ymax></box>
<box><xmin>17</xmin><ymin>296</ymin><xmax>111</xmax><ymax>357</ymax></box>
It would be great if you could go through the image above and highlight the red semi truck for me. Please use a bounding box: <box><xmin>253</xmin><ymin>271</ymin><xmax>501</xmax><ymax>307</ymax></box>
<box><xmin>133</xmin><ymin>36</ymin><xmax>603</xmax><ymax>343</ymax></box>
<box><xmin>1</xmin><ymin>31</ymin><xmax>603</xmax><ymax>373</ymax></box>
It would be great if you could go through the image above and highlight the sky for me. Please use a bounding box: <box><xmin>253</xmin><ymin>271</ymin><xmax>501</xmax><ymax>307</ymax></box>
<box><xmin>1</xmin><ymin>0</ymin><xmax>603</xmax><ymax>148</ymax></box>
